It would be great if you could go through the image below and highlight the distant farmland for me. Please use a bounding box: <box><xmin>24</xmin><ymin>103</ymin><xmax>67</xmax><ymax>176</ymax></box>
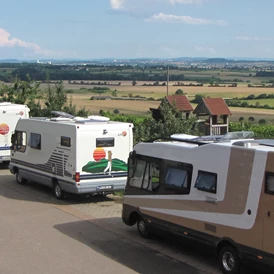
<box><xmin>4</xmin><ymin>79</ymin><xmax>274</xmax><ymax>123</ymax></box>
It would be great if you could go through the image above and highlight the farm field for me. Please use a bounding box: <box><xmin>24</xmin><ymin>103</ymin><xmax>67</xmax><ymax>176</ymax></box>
<box><xmin>40</xmin><ymin>80</ymin><xmax>274</xmax><ymax>99</ymax></box>
<box><xmin>68</xmin><ymin>93</ymin><xmax>274</xmax><ymax>123</ymax></box>
<box><xmin>39</xmin><ymin>80</ymin><xmax>274</xmax><ymax>123</ymax></box>
<box><xmin>3</xmin><ymin>80</ymin><xmax>274</xmax><ymax>123</ymax></box>
<box><xmin>245</xmin><ymin>99</ymin><xmax>274</xmax><ymax>107</ymax></box>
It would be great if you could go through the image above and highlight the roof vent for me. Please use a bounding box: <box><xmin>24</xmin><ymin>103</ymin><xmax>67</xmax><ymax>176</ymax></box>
<box><xmin>88</xmin><ymin>115</ymin><xmax>110</xmax><ymax>122</ymax></box>
<box><xmin>50</xmin><ymin>117</ymin><xmax>72</xmax><ymax>122</ymax></box>
<box><xmin>232</xmin><ymin>141</ymin><xmax>260</xmax><ymax>147</ymax></box>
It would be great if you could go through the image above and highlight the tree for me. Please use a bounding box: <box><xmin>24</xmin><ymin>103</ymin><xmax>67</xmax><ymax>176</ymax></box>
<box><xmin>259</xmin><ymin>119</ymin><xmax>267</xmax><ymax>125</ymax></box>
<box><xmin>0</xmin><ymin>75</ymin><xmax>40</xmax><ymax>105</ymax></box>
<box><xmin>44</xmin><ymin>81</ymin><xmax>67</xmax><ymax>115</ymax></box>
<box><xmin>138</xmin><ymin>99</ymin><xmax>198</xmax><ymax>142</ymax></box>
<box><xmin>0</xmin><ymin>76</ymin><xmax>89</xmax><ymax>118</ymax></box>
<box><xmin>175</xmin><ymin>89</ymin><xmax>184</xmax><ymax>95</ymax></box>
<box><xmin>239</xmin><ymin>117</ymin><xmax>244</xmax><ymax>122</ymax></box>
<box><xmin>111</xmin><ymin>90</ymin><xmax>117</xmax><ymax>97</ymax></box>
<box><xmin>248</xmin><ymin>116</ymin><xmax>255</xmax><ymax>123</ymax></box>
<box><xmin>192</xmin><ymin>94</ymin><xmax>205</xmax><ymax>104</ymax></box>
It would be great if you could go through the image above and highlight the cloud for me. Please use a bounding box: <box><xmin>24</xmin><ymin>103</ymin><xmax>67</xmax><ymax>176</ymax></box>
<box><xmin>195</xmin><ymin>45</ymin><xmax>215</xmax><ymax>53</ymax></box>
<box><xmin>0</xmin><ymin>28</ymin><xmax>57</xmax><ymax>56</ymax></box>
<box><xmin>110</xmin><ymin>0</ymin><xmax>125</xmax><ymax>10</ymax></box>
<box><xmin>110</xmin><ymin>0</ymin><xmax>206</xmax><ymax>10</ymax></box>
<box><xmin>145</xmin><ymin>13</ymin><xmax>228</xmax><ymax>25</ymax></box>
<box><xmin>169</xmin><ymin>0</ymin><xmax>203</xmax><ymax>4</ymax></box>
<box><xmin>234</xmin><ymin>36</ymin><xmax>272</xmax><ymax>41</ymax></box>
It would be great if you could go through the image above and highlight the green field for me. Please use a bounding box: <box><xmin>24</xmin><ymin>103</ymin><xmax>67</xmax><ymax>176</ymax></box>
<box><xmin>245</xmin><ymin>99</ymin><xmax>274</xmax><ymax>107</ymax></box>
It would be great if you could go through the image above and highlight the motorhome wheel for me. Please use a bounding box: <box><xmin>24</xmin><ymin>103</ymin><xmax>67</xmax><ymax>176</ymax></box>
<box><xmin>137</xmin><ymin>218</ymin><xmax>151</xmax><ymax>239</ymax></box>
<box><xmin>218</xmin><ymin>246</ymin><xmax>240</xmax><ymax>274</ymax></box>
<box><xmin>16</xmin><ymin>171</ymin><xmax>27</xmax><ymax>185</ymax></box>
<box><xmin>53</xmin><ymin>182</ymin><xmax>64</xmax><ymax>200</ymax></box>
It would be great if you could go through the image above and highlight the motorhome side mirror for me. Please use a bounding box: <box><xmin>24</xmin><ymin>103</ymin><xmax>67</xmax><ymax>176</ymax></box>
<box><xmin>129</xmin><ymin>150</ymin><xmax>136</xmax><ymax>160</ymax></box>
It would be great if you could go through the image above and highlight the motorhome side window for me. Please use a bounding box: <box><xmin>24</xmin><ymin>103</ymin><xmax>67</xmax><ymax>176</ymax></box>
<box><xmin>12</xmin><ymin>131</ymin><xmax>27</xmax><ymax>152</ymax></box>
<box><xmin>61</xmin><ymin>136</ymin><xmax>71</xmax><ymax>147</ymax></box>
<box><xmin>30</xmin><ymin>133</ymin><xmax>41</xmax><ymax>150</ymax></box>
<box><xmin>129</xmin><ymin>158</ymin><xmax>160</xmax><ymax>192</ymax></box>
<box><xmin>194</xmin><ymin>170</ymin><xmax>217</xmax><ymax>194</ymax></box>
<box><xmin>163</xmin><ymin>162</ymin><xmax>192</xmax><ymax>194</ymax></box>
<box><xmin>265</xmin><ymin>172</ymin><xmax>274</xmax><ymax>195</ymax></box>
<box><xmin>96</xmin><ymin>137</ymin><xmax>114</xmax><ymax>147</ymax></box>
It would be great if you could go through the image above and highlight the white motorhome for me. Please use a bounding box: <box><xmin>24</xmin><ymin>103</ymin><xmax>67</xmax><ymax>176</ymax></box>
<box><xmin>0</xmin><ymin>102</ymin><xmax>30</xmax><ymax>164</ymax></box>
<box><xmin>9</xmin><ymin>114</ymin><xmax>134</xmax><ymax>199</ymax></box>
<box><xmin>122</xmin><ymin>132</ymin><xmax>274</xmax><ymax>274</ymax></box>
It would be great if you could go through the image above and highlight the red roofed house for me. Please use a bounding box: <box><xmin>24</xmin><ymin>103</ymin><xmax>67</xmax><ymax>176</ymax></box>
<box><xmin>193</xmin><ymin>98</ymin><xmax>232</xmax><ymax>135</ymax></box>
<box><xmin>150</xmin><ymin>95</ymin><xmax>194</xmax><ymax>120</ymax></box>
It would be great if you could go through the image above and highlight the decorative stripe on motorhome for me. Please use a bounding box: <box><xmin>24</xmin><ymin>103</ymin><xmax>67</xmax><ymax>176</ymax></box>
<box><xmin>11</xmin><ymin>148</ymin><xmax>72</xmax><ymax>177</ymax></box>
<box><xmin>0</xmin><ymin>146</ymin><xmax>11</xmax><ymax>150</ymax></box>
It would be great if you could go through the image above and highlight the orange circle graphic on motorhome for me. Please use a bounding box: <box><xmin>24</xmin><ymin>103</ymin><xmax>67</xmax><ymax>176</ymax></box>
<box><xmin>0</xmin><ymin>123</ymin><xmax>9</xmax><ymax>135</ymax></box>
<box><xmin>93</xmin><ymin>148</ymin><xmax>106</xmax><ymax>162</ymax></box>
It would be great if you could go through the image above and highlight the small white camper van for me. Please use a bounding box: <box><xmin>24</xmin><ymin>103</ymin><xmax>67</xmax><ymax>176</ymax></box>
<box><xmin>9</xmin><ymin>113</ymin><xmax>134</xmax><ymax>199</ymax></box>
<box><xmin>122</xmin><ymin>132</ymin><xmax>274</xmax><ymax>274</ymax></box>
<box><xmin>0</xmin><ymin>102</ymin><xmax>30</xmax><ymax>164</ymax></box>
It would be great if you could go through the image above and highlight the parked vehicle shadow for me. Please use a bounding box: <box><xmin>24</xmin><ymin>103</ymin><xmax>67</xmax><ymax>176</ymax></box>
<box><xmin>0</xmin><ymin>174</ymin><xmax>123</xmax><ymax>206</ymax></box>
<box><xmin>54</xmin><ymin>218</ymin><xmax>207</xmax><ymax>274</ymax></box>
<box><xmin>54</xmin><ymin>218</ymin><xmax>263</xmax><ymax>274</ymax></box>
<box><xmin>0</xmin><ymin>162</ymin><xmax>9</xmax><ymax>170</ymax></box>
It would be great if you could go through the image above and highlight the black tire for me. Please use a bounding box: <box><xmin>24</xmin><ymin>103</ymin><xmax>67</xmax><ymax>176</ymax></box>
<box><xmin>218</xmin><ymin>245</ymin><xmax>241</xmax><ymax>274</ymax></box>
<box><xmin>16</xmin><ymin>171</ymin><xmax>27</xmax><ymax>185</ymax></box>
<box><xmin>53</xmin><ymin>181</ymin><xmax>64</xmax><ymax>200</ymax></box>
<box><xmin>137</xmin><ymin>217</ymin><xmax>151</xmax><ymax>239</ymax></box>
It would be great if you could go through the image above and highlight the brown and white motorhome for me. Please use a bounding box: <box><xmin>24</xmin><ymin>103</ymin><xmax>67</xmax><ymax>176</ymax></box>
<box><xmin>122</xmin><ymin>132</ymin><xmax>274</xmax><ymax>274</ymax></box>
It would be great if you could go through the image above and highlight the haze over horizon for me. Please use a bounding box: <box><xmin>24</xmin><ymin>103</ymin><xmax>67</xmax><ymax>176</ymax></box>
<box><xmin>1</xmin><ymin>0</ymin><xmax>273</xmax><ymax>60</ymax></box>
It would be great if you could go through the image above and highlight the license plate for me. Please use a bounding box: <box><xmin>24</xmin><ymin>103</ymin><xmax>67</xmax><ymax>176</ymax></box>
<box><xmin>97</xmin><ymin>185</ymin><xmax>112</xmax><ymax>190</ymax></box>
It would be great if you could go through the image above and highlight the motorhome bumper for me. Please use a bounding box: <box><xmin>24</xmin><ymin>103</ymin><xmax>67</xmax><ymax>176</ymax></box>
<box><xmin>77</xmin><ymin>184</ymin><xmax>125</xmax><ymax>194</ymax></box>
<box><xmin>0</xmin><ymin>155</ymin><xmax>10</xmax><ymax>162</ymax></box>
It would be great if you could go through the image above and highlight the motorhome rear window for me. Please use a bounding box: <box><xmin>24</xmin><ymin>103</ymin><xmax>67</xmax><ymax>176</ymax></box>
<box><xmin>61</xmin><ymin>136</ymin><xmax>71</xmax><ymax>147</ymax></box>
<box><xmin>96</xmin><ymin>137</ymin><xmax>114</xmax><ymax>147</ymax></box>
<box><xmin>30</xmin><ymin>133</ymin><xmax>41</xmax><ymax>150</ymax></box>
<box><xmin>265</xmin><ymin>172</ymin><xmax>274</xmax><ymax>195</ymax></box>
<box><xmin>194</xmin><ymin>170</ymin><xmax>217</xmax><ymax>194</ymax></box>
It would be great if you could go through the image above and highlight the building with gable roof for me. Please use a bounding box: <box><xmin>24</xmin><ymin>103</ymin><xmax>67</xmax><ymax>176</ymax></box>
<box><xmin>150</xmin><ymin>95</ymin><xmax>194</xmax><ymax>120</ymax></box>
<box><xmin>193</xmin><ymin>98</ymin><xmax>232</xmax><ymax>135</ymax></box>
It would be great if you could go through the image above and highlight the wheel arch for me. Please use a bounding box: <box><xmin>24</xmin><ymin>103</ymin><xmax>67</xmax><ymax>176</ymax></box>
<box><xmin>128</xmin><ymin>211</ymin><xmax>141</xmax><ymax>226</ymax></box>
<box><xmin>216</xmin><ymin>238</ymin><xmax>242</xmax><ymax>259</ymax></box>
<box><xmin>51</xmin><ymin>177</ymin><xmax>59</xmax><ymax>186</ymax></box>
<box><xmin>12</xmin><ymin>166</ymin><xmax>19</xmax><ymax>174</ymax></box>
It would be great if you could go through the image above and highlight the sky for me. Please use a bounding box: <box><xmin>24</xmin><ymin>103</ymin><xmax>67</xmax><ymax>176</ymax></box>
<box><xmin>0</xmin><ymin>0</ymin><xmax>274</xmax><ymax>60</ymax></box>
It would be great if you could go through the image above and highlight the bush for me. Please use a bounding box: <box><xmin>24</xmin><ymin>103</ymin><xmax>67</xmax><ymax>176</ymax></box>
<box><xmin>175</xmin><ymin>89</ymin><xmax>184</xmax><ymax>95</ymax></box>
